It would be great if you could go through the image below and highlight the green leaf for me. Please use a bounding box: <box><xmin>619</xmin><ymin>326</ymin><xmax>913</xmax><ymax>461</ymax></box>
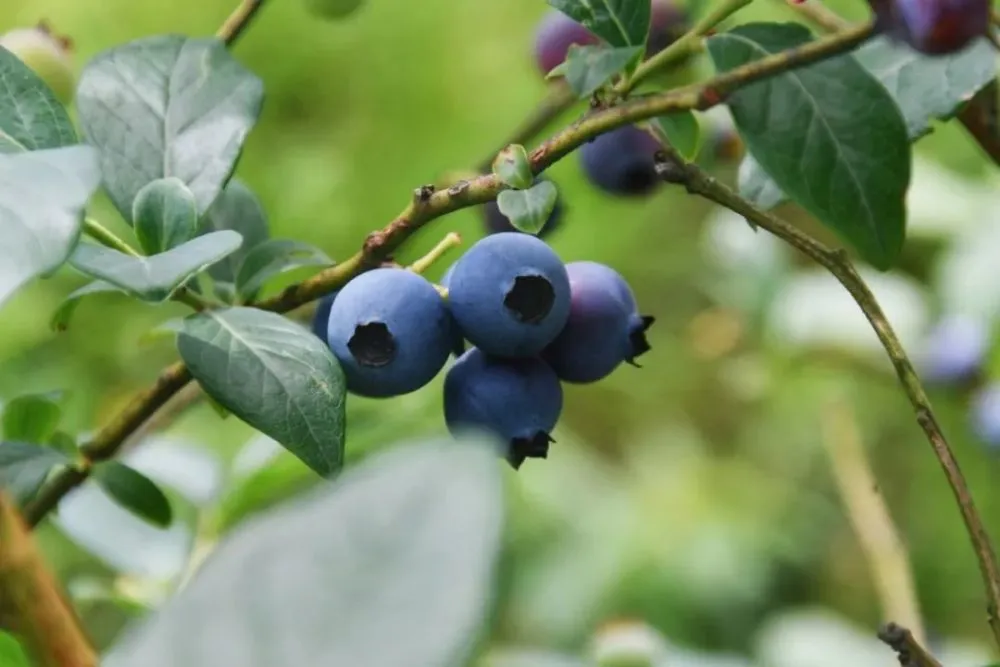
<box><xmin>103</xmin><ymin>438</ymin><xmax>503</xmax><ymax>667</ymax></box>
<box><xmin>0</xmin><ymin>631</ymin><xmax>30</xmax><ymax>667</ymax></box>
<box><xmin>0</xmin><ymin>145</ymin><xmax>102</xmax><ymax>310</ymax></box>
<box><xmin>134</xmin><ymin>178</ymin><xmax>199</xmax><ymax>254</ymax></box>
<box><xmin>0</xmin><ymin>45</ymin><xmax>77</xmax><ymax>153</ymax></box>
<box><xmin>654</xmin><ymin>111</ymin><xmax>701</xmax><ymax>160</ymax></box>
<box><xmin>93</xmin><ymin>461</ymin><xmax>173</xmax><ymax>528</ymax></box>
<box><xmin>235</xmin><ymin>239</ymin><xmax>334</xmax><ymax>300</ymax></box>
<box><xmin>50</xmin><ymin>281</ymin><xmax>124</xmax><ymax>333</ymax></box>
<box><xmin>69</xmin><ymin>230</ymin><xmax>243</xmax><ymax>303</ymax></box>
<box><xmin>496</xmin><ymin>181</ymin><xmax>559</xmax><ymax>235</ymax></box>
<box><xmin>854</xmin><ymin>35</ymin><xmax>996</xmax><ymax>140</ymax></box>
<box><xmin>76</xmin><ymin>35</ymin><xmax>264</xmax><ymax>223</ymax></box>
<box><xmin>492</xmin><ymin>144</ymin><xmax>534</xmax><ymax>190</ymax></box>
<box><xmin>202</xmin><ymin>178</ymin><xmax>270</xmax><ymax>284</ymax></box>
<box><xmin>177</xmin><ymin>307</ymin><xmax>346</xmax><ymax>476</ymax></box>
<box><xmin>2</xmin><ymin>394</ymin><xmax>61</xmax><ymax>443</ymax></box>
<box><xmin>562</xmin><ymin>44</ymin><xmax>642</xmax><ymax>98</ymax></box>
<box><xmin>740</xmin><ymin>35</ymin><xmax>997</xmax><ymax>212</ymax></box>
<box><xmin>547</xmin><ymin>0</ymin><xmax>650</xmax><ymax>50</ymax></box>
<box><xmin>48</xmin><ymin>431</ymin><xmax>78</xmax><ymax>457</ymax></box>
<box><xmin>708</xmin><ymin>23</ymin><xmax>911</xmax><ymax>270</ymax></box>
<box><xmin>0</xmin><ymin>441</ymin><xmax>68</xmax><ymax>505</ymax></box>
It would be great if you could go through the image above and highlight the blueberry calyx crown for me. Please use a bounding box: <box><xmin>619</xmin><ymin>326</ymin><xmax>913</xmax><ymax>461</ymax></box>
<box><xmin>348</xmin><ymin>322</ymin><xmax>397</xmax><ymax>367</ymax></box>
<box><xmin>503</xmin><ymin>274</ymin><xmax>556</xmax><ymax>324</ymax></box>
<box><xmin>507</xmin><ymin>431</ymin><xmax>555</xmax><ymax>469</ymax></box>
<box><xmin>626</xmin><ymin>315</ymin><xmax>656</xmax><ymax>367</ymax></box>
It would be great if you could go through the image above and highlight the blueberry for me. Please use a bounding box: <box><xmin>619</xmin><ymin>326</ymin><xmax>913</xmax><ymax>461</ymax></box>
<box><xmin>647</xmin><ymin>0</ymin><xmax>689</xmax><ymax>56</ymax></box>
<box><xmin>971</xmin><ymin>382</ymin><xmax>1000</xmax><ymax>447</ymax></box>
<box><xmin>920</xmin><ymin>314</ymin><xmax>988</xmax><ymax>386</ymax></box>
<box><xmin>533</xmin><ymin>9</ymin><xmax>601</xmax><ymax>76</ymax></box>
<box><xmin>483</xmin><ymin>178</ymin><xmax>564</xmax><ymax>237</ymax></box>
<box><xmin>543</xmin><ymin>261</ymin><xmax>655</xmax><ymax>383</ymax></box>
<box><xmin>871</xmin><ymin>0</ymin><xmax>989</xmax><ymax>55</ymax></box>
<box><xmin>311</xmin><ymin>292</ymin><xmax>338</xmax><ymax>340</ymax></box>
<box><xmin>326</xmin><ymin>268</ymin><xmax>453</xmax><ymax>397</ymax></box>
<box><xmin>439</xmin><ymin>265</ymin><xmax>467</xmax><ymax>357</ymax></box>
<box><xmin>444</xmin><ymin>348</ymin><xmax>563</xmax><ymax>468</ymax></box>
<box><xmin>579</xmin><ymin>125</ymin><xmax>662</xmax><ymax>197</ymax></box>
<box><xmin>447</xmin><ymin>233</ymin><xmax>572</xmax><ymax>357</ymax></box>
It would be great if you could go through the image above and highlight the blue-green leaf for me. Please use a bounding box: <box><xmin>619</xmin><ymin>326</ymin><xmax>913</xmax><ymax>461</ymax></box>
<box><xmin>93</xmin><ymin>461</ymin><xmax>173</xmax><ymax>528</ymax></box>
<box><xmin>134</xmin><ymin>178</ymin><xmax>199</xmax><ymax>254</ymax></box>
<box><xmin>0</xmin><ymin>45</ymin><xmax>76</xmax><ymax>153</ymax></box>
<box><xmin>547</xmin><ymin>0</ymin><xmax>650</xmax><ymax>50</ymax></box>
<box><xmin>562</xmin><ymin>44</ymin><xmax>642</xmax><ymax>98</ymax></box>
<box><xmin>496</xmin><ymin>181</ymin><xmax>559</xmax><ymax>235</ymax></box>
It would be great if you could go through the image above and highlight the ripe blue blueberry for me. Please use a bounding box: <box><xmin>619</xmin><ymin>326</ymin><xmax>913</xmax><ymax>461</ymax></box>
<box><xmin>543</xmin><ymin>261</ymin><xmax>655</xmax><ymax>383</ymax></box>
<box><xmin>444</xmin><ymin>348</ymin><xmax>563</xmax><ymax>468</ymax></box>
<box><xmin>311</xmin><ymin>292</ymin><xmax>338</xmax><ymax>340</ymax></box>
<box><xmin>326</xmin><ymin>268</ymin><xmax>453</xmax><ymax>398</ymax></box>
<box><xmin>439</xmin><ymin>264</ymin><xmax>467</xmax><ymax>357</ymax></box>
<box><xmin>579</xmin><ymin>125</ymin><xmax>662</xmax><ymax>197</ymax></box>
<box><xmin>971</xmin><ymin>382</ymin><xmax>1000</xmax><ymax>447</ymax></box>
<box><xmin>447</xmin><ymin>233</ymin><xmax>571</xmax><ymax>357</ymax></box>
<box><xmin>483</xmin><ymin>178</ymin><xmax>564</xmax><ymax>237</ymax></box>
<box><xmin>919</xmin><ymin>314</ymin><xmax>988</xmax><ymax>386</ymax></box>
<box><xmin>871</xmin><ymin>0</ymin><xmax>989</xmax><ymax>55</ymax></box>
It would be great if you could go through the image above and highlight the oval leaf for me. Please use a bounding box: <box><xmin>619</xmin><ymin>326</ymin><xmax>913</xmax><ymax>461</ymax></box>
<box><xmin>2</xmin><ymin>394</ymin><xmax>61</xmax><ymax>444</ymax></box>
<box><xmin>654</xmin><ymin>111</ymin><xmax>701</xmax><ymax>161</ymax></box>
<box><xmin>177</xmin><ymin>307</ymin><xmax>346</xmax><ymax>476</ymax></box>
<box><xmin>0</xmin><ymin>441</ymin><xmax>68</xmax><ymax>505</ymax></box>
<box><xmin>103</xmin><ymin>438</ymin><xmax>503</xmax><ymax>667</ymax></box>
<box><xmin>76</xmin><ymin>35</ymin><xmax>264</xmax><ymax>223</ymax></box>
<box><xmin>235</xmin><ymin>239</ymin><xmax>333</xmax><ymax>300</ymax></box>
<box><xmin>202</xmin><ymin>178</ymin><xmax>270</xmax><ymax>284</ymax></box>
<box><xmin>69</xmin><ymin>230</ymin><xmax>243</xmax><ymax>303</ymax></box>
<box><xmin>0</xmin><ymin>45</ymin><xmax>76</xmax><ymax>153</ymax></box>
<box><xmin>134</xmin><ymin>178</ymin><xmax>199</xmax><ymax>254</ymax></box>
<box><xmin>50</xmin><ymin>280</ymin><xmax>124</xmax><ymax>332</ymax></box>
<box><xmin>708</xmin><ymin>23</ymin><xmax>911</xmax><ymax>270</ymax></box>
<box><xmin>0</xmin><ymin>145</ymin><xmax>102</xmax><ymax>310</ymax></box>
<box><xmin>562</xmin><ymin>44</ymin><xmax>642</xmax><ymax>98</ymax></box>
<box><xmin>93</xmin><ymin>461</ymin><xmax>173</xmax><ymax>528</ymax></box>
<box><xmin>492</xmin><ymin>144</ymin><xmax>534</xmax><ymax>190</ymax></box>
<box><xmin>547</xmin><ymin>0</ymin><xmax>650</xmax><ymax>50</ymax></box>
<box><xmin>496</xmin><ymin>181</ymin><xmax>559</xmax><ymax>235</ymax></box>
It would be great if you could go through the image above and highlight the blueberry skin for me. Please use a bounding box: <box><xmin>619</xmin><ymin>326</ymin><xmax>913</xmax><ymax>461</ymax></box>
<box><xmin>543</xmin><ymin>261</ymin><xmax>655</xmax><ymax>383</ymax></box>
<box><xmin>533</xmin><ymin>9</ymin><xmax>601</xmax><ymax>75</ymax></box>
<box><xmin>448</xmin><ymin>233</ymin><xmax>572</xmax><ymax>358</ymax></box>
<box><xmin>971</xmin><ymin>382</ymin><xmax>1000</xmax><ymax>447</ymax></box>
<box><xmin>647</xmin><ymin>0</ymin><xmax>689</xmax><ymax>55</ymax></box>
<box><xmin>326</xmin><ymin>268</ymin><xmax>453</xmax><ymax>398</ymax></box>
<box><xmin>311</xmin><ymin>292</ymin><xmax>338</xmax><ymax>340</ymax></box>
<box><xmin>444</xmin><ymin>348</ymin><xmax>563</xmax><ymax>468</ymax></box>
<box><xmin>483</xmin><ymin>178</ymin><xmax>564</xmax><ymax>237</ymax></box>
<box><xmin>579</xmin><ymin>125</ymin><xmax>662</xmax><ymax>197</ymax></box>
<box><xmin>872</xmin><ymin>0</ymin><xmax>989</xmax><ymax>55</ymax></box>
<box><xmin>920</xmin><ymin>314</ymin><xmax>988</xmax><ymax>386</ymax></box>
<box><xmin>439</xmin><ymin>264</ymin><xmax>467</xmax><ymax>357</ymax></box>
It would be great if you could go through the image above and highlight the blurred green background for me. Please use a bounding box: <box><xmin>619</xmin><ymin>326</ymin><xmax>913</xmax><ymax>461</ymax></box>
<box><xmin>3</xmin><ymin>0</ymin><xmax>1000</xmax><ymax>664</ymax></box>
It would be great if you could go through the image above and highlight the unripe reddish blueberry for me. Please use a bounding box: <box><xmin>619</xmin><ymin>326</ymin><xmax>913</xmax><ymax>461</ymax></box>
<box><xmin>0</xmin><ymin>22</ymin><xmax>75</xmax><ymax>105</ymax></box>
<box><xmin>870</xmin><ymin>0</ymin><xmax>990</xmax><ymax>55</ymax></box>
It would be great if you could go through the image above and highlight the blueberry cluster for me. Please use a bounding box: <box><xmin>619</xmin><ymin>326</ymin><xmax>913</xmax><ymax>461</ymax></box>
<box><xmin>314</xmin><ymin>232</ymin><xmax>654</xmax><ymax>468</ymax></box>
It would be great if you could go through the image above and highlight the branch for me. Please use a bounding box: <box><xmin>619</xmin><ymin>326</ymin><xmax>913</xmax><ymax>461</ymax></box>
<box><xmin>820</xmin><ymin>394</ymin><xmax>926</xmax><ymax>644</ymax></box>
<box><xmin>24</xmin><ymin>21</ymin><xmax>877</xmax><ymax>525</ymax></box>
<box><xmin>0</xmin><ymin>494</ymin><xmax>98</xmax><ymax>667</ymax></box>
<box><xmin>216</xmin><ymin>0</ymin><xmax>266</xmax><ymax>46</ymax></box>
<box><xmin>878</xmin><ymin>623</ymin><xmax>944</xmax><ymax>667</ymax></box>
<box><xmin>957</xmin><ymin>79</ymin><xmax>1000</xmax><ymax>167</ymax></box>
<box><xmin>652</xmin><ymin>143</ymin><xmax>1000</xmax><ymax>651</ymax></box>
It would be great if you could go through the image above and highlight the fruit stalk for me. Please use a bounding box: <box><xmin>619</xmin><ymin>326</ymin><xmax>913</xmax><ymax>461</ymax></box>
<box><xmin>651</xmin><ymin>139</ymin><xmax>1000</xmax><ymax>653</ymax></box>
<box><xmin>216</xmin><ymin>0</ymin><xmax>267</xmax><ymax>46</ymax></box>
<box><xmin>408</xmin><ymin>232</ymin><xmax>463</xmax><ymax>275</ymax></box>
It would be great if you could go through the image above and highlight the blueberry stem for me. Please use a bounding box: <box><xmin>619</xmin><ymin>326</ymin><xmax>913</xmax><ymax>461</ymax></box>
<box><xmin>216</xmin><ymin>0</ymin><xmax>267</xmax><ymax>47</ymax></box>
<box><xmin>408</xmin><ymin>232</ymin><xmax>463</xmax><ymax>275</ymax></box>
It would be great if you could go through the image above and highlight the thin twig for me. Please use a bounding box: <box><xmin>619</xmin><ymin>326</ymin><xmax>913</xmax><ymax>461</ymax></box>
<box><xmin>878</xmin><ymin>623</ymin><xmax>944</xmax><ymax>667</ymax></box>
<box><xmin>820</xmin><ymin>394</ymin><xmax>926</xmax><ymax>644</ymax></box>
<box><xmin>0</xmin><ymin>494</ymin><xmax>98</xmax><ymax>667</ymax></box>
<box><xmin>653</xmin><ymin>141</ymin><xmax>1000</xmax><ymax>651</ymax></box>
<box><xmin>25</xmin><ymin>21</ymin><xmax>877</xmax><ymax>526</ymax></box>
<box><xmin>782</xmin><ymin>0</ymin><xmax>850</xmax><ymax>32</ymax></box>
<box><xmin>216</xmin><ymin>0</ymin><xmax>266</xmax><ymax>47</ymax></box>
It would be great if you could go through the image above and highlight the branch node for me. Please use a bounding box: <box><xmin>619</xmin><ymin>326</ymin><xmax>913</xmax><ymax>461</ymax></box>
<box><xmin>413</xmin><ymin>184</ymin><xmax>436</xmax><ymax>205</ymax></box>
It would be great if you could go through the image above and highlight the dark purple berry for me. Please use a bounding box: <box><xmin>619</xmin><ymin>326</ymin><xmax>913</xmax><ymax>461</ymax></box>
<box><xmin>579</xmin><ymin>125</ymin><xmax>662</xmax><ymax>197</ymax></box>
<box><xmin>482</xmin><ymin>178</ymin><xmax>564</xmax><ymax>237</ymax></box>
<box><xmin>311</xmin><ymin>292</ymin><xmax>338</xmax><ymax>340</ymax></box>
<box><xmin>647</xmin><ymin>0</ymin><xmax>689</xmax><ymax>55</ymax></box>
<box><xmin>326</xmin><ymin>268</ymin><xmax>453</xmax><ymax>398</ymax></box>
<box><xmin>543</xmin><ymin>261</ymin><xmax>654</xmax><ymax>383</ymax></box>
<box><xmin>871</xmin><ymin>0</ymin><xmax>989</xmax><ymax>55</ymax></box>
<box><xmin>448</xmin><ymin>233</ymin><xmax>571</xmax><ymax>358</ymax></box>
<box><xmin>533</xmin><ymin>10</ymin><xmax>601</xmax><ymax>75</ymax></box>
<box><xmin>444</xmin><ymin>348</ymin><xmax>563</xmax><ymax>469</ymax></box>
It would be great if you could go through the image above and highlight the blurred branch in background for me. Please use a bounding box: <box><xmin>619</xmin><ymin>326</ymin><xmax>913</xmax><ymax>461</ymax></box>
<box><xmin>215</xmin><ymin>0</ymin><xmax>267</xmax><ymax>46</ymax></box>
<box><xmin>878</xmin><ymin>623</ymin><xmax>944</xmax><ymax>667</ymax></box>
<box><xmin>651</xmin><ymin>140</ymin><xmax>1000</xmax><ymax>652</ymax></box>
<box><xmin>820</xmin><ymin>394</ymin><xmax>926</xmax><ymax>644</ymax></box>
<box><xmin>957</xmin><ymin>80</ymin><xmax>1000</xmax><ymax>167</ymax></box>
<box><xmin>0</xmin><ymin>494</ymin><xmax>97</xmax><ymax>667</ymax></box>
<box><xmin>780</xmin><ymin>0</ymin><xmax>849</xmax><ymax>32</ymax></box>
